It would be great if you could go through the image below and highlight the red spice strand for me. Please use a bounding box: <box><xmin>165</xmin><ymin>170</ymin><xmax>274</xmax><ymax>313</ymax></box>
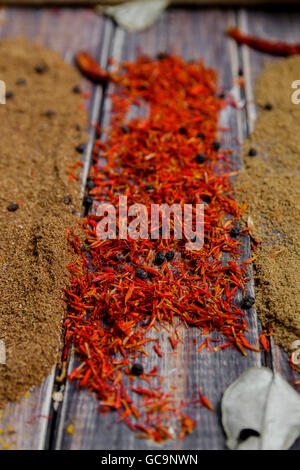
<box><xmin>227</xmin><ymin>27</ymin><xmax>300</xmax><ymax>56</ymax></box>
<box><xmin>66</xmin><ymin>53</ymin><xmax>257</xmax><ymax>442</ymax></box>
<box><xmin>199</xmin><ymin>392</ymin><xmax>215</xmax><ymax>412</ymax></box>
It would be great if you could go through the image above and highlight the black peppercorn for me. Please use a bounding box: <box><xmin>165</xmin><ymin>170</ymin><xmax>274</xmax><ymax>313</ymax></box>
<box><xmin>212</xmin><ymin>141</ymin><xmax>221</xmax><ymax>151</ymax></box>
<box><xmin>131</xmin><ymin>363</ymin><xmax>143</xmax><ymax>376</ymax></box>
<box><xmin>45</xmin><ymin>110</ymin><xmax>56</xmax><ymax>117</ymax></box>
<box><xmin>218</xmin><ymin>92</ymin><xmax>225</xmax><ymax>99</ymax></box>
<box><xmin>197</xmin><ymin>132</ymin><xmax>205</xmax><ymax>139</ymax></box>
<box><xmin>7</xmin><ymin>202</ymin><xmax>19</xmax><ymax>212</ymax></box>
<box><xmin>155</xmin><ymin>250</ymin><xmax>166</xmax><ymax>266</ymax></box>
<box><xmin>121</xmin><ymin>125</ymin><xmax>130</xmax><ymax>134</ymax></box>
<box><xmin>157</xmin><ymin>52</ymin><xmax>170</xmax><ymax>61</ymax></box>
<box><xmin>241</xmin><ymin>293</ymin><xmax>255</xmax><ymax>309</ymax></box>
<box><xmin>238</xmin><ymin>68</ymin><xmax>244</xmax><ymax>77</ymax></box>
<box><xmin>146</xmin><ymin>184</ymin><xmax>154</xmax><ymax>192</ymax></box>
<box><xmin>5</xmin><ymin>91</ymin><xmax>14</xmax><ymax>99</ymax></box>
<box><xmin>135</xmin><ymin>269</ymin><xmax>148</xmax><ymax>280</ymax></box>
<box><xmin>202</xmin><ymin>195</ymin><xmax>211</xmax><ymax>205</ymax></box>
<box><xmin>16</xmin><ymin>78</ymin><xmax>27</xmax><ymax>86</ymax></box>
<box><xmin>179</xmin><ymin>127</ymin><xmax>187</xmax><ymax>135</ymax></box>
<box><xmin>248</xmin><ymin>148</ymin><xmax>257</xmax><ymax>157</ymax></box>
<box><xmin>73</xmin><ymin>85</ymin><xmax>81</xmax><ymax>94</ymax></box>
<box><xmin>229</xmin><ymin>226</ymin><xmax>240</xmax><ymax>238</ymax></box>
<box><xmin>265</xmin><ymin>102</ymin><xmax>273</xmax><ymax>111</ymax></box>
<box><xmin>165</xmin><ymin>251</ymin><xmax>175</xmax><ymax>261</ymax></box>
<box><xmin>196</xmin><ymin>153</ymin><xmax>206</xmax><ymax>164</ymax></box>
<box><xmin>83</xmin><ymin>195</ymin><xmax>93</xmax><ymax>207</ymax></box>
<box><xmin>86</xmin><ymin>178</ymin><xmax>95</xmax><ymax>190</ymax></box>
<box><xmin>76</xmin><ymin>143</ymin><xmax>86</xmax><ymax>154</ymax></box>
<box><xmin>63</xmin><ymin>196</ymin><xmax>72</xmax><ymax>205</ymax></box>
<box><xmin>35</xmin><ymin>63</ymin><xmax>47</xmax><ymax>74</ymax></box>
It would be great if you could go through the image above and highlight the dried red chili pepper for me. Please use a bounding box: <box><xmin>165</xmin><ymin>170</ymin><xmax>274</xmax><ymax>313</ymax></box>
<box><xmin>76</xmin><ymin>51</ymin><xmax>110</xmax><ymax>83</ymax></box>
<box><xmin>227</xmin><ymin>27</ymin><xmax>300</xmax><ymax>56</ymax></box>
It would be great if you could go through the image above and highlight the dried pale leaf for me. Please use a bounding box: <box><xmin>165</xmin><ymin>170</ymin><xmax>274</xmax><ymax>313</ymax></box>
<box><xmin>222</xmin><ymin>367</ymin><xmax>300</xmax><ymax>450</ymax></box>
<box><xmin>261</xmin><ymin>373</ymin><xmax>300</xmax><ymax>449</ymax></box>
<box><xmin>237</xmin><ymin>436</ymin><xmax>260</xmax><ymax>450</ymax></box>
<box><xmin>98</xmin><ymin>0</ymin><xmax>170</xmax><ymax>32</ymax></box>
<box><xmin>222</xmin><ymin>367</ymin><xmax>272</xmax><ymax>450</ymax></box>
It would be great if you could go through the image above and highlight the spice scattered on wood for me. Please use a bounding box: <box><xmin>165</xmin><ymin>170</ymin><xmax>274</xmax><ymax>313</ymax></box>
<box><xmin>235</xmin><ymin>56</ymin><xmax>300</xmax><ymax>371</ymax></box>
<box><xmin>0</xmin><ymin>38</ymin><xmax>86</xmax><ymax>404</ymax></box>
<box><xmin>66</xmin><ymin>52</ymin><xmax>256</xmax><ymax>441</ymax></box>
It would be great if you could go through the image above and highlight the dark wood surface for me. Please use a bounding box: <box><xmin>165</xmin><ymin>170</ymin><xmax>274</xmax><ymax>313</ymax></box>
<box><xmin>0</xmin><ymin>6</ymin><xmax>299</xmax><ymax>450</ymax></box>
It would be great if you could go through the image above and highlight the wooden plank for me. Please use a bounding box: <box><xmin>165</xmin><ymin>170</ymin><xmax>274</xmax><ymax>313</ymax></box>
<box><xmin>237</xmin><ymin>7</ymin><xmax>300</xmax><ymax>450</ymax></box>
<box><xmin>55</xmin><ymin>8</ymin><xmax>262</xmax><ymax>451</ymax></box>
<box><xmin>0</xmin><ymin>7</ymin><xmax>105</xmax><ymax>450</ymax></box>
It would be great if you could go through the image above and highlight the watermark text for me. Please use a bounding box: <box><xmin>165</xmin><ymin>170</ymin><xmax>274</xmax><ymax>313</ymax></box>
<box><xmin>96</xmin><ymin>196</ymin><xmax>204</xmax><ymax>250</ymax></box>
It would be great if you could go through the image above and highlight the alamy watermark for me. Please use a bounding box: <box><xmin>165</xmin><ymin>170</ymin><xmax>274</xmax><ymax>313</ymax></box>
<box><xmin>291</xmin><ymin>80</ymin><xmax>300</xmax><ymax>104</ymax></box>
<box><xmin>0</xmin><ymin>340</ymin><xmax>6</xmax><ymax>365</ymax></box>
<box><xmin>291</xmin><ymin>340</ymin><xmax>300</xmax><ymax>366</ymax></box>
<box><xmin>95</xmin><ymin>196</ymin><xmax>204</xmax><ymax>250</ymax></box>
<box><xmin>0</xmin><ymin>80</ymin><xmax>6</xmax><ymax>104</ymax></box>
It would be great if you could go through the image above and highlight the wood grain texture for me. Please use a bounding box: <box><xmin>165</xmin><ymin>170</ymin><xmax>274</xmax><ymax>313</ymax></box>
<box><xmin>0</xmin><ymin>7</ymin><xmax>105</xmax><ymax>450</ymax></box>
<box><xmin>0</xmin><ymin>6</ymin><xmax>298</xmax><ymax>451</ymax></box>
<box><xmin>54</xmin><ymin>8</ymin><xmax>263</xmax><ymax>451</ymax></box>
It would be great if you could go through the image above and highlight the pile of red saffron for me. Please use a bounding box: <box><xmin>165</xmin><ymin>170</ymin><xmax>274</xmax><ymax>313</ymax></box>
<box><xmin>65</xmin><ymin>54</ymin><xmax>254</xmax><ymax>442</ymax></box>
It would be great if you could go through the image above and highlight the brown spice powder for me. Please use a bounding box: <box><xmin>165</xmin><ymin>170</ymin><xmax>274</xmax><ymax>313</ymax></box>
<box><xmin>236</xmin><ymin>56</ymin><xmax>300</xmax><ymax>369</ymax></box>
<box><xmin>0</xmin><ymin>38</ymin><xmax>86</xmax><ymax>404</ymax></box>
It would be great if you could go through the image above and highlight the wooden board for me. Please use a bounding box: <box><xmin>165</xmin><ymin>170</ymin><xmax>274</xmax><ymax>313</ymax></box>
<box><xmin>0</xmin><ymin>5</ymin><xmax>299</xmax><ymax>450</ymax></box>
<box><xmin>53</xmin><ymin>8</ymin><xmax>263</xmax><ymax>451</ymax></box>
